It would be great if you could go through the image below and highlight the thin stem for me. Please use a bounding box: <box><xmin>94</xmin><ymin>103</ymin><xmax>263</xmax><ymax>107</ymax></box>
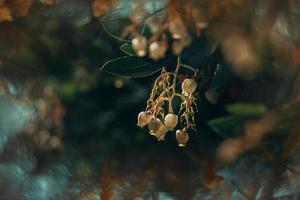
<box><xmin>100</xmin><ymin>6</ymin><xmax>166</xmax><ymax>42</ymax></box>
<box><xmin>140</xmin><ymin>6</ymin><xmax>167</xmax><ymax>36</ymax></box>
<box><xmin>168</xmin><ymin>98</ymin><xmax>173</xmax><ymax>113</ymax></box>
<box><xmin>168</xmin><ymin>57</ymin><xmax>182</xmax><ymax>113</ymax></box>
<box><xmin>150</xmin><ymin>72</ymin><xmax>171</xmax><ymax>98</ymax></box>
<box><xmin>230</xmin><ymin>180</ymin><xmax>252</xmax><ymax>200</ymax></box>
<box><xmin>171</xmin><ymin>57</ymin><xmax>181</xmax><ymax>93</ymax></box>
<box><xmin>99</xmin><ymin>19</ymin><xmax>131</xmax><ymax>42</ymax></box>
<box><xmin>180</xmin><ymin>64</ymin><xmax>197</xmax><ymax>76</ymax></box>
<box><xmin>174</xmin><ymin>93</ymin><xmax>185</xmax><ymax>100</ymax></box>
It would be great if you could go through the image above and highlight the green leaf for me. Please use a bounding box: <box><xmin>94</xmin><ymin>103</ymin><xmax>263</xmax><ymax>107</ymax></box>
<box><xmin>100</xmin><ymin>56</ymin><xmax>162</xmax><ymax>78</ymax></box>
<box><xmin>120</xmin><ymin>43</ymin><xmax>135</xmax><ymax>56</ymax></box>
<box><xmin>226</xmin><ymin>103</ymin><xmax>267</xmax><ymax>118</ymax></box>
<box><xmin>208</xmin><ymin>116</ymin><xmax>242</xmax><ymax>138</ymax></box>
<box><xmin>210</xmin><ymin>64</ymin><xmax>234</xmax><ymax>90</ymax></box>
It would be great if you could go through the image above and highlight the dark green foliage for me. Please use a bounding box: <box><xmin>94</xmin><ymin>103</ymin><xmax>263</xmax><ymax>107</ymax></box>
<box><xmin>210</xmin><ymin>63</ymin><xmax>234</xmax><ymax>90</ymax></box>
<box><xmin>120</xmin><ymin>43</ymin><xmax>135</xmax><ymax>56</ymax></box>
<box><xmin>100</xmin><ymin>56</ymin><xmax>162</xmax><ymax>78</ymax></box>
<box><xmin>0</xmin><ymin>1</ymin><xmax>300</xmax><ymax>200</ymax></box>
<box><xmin>208</xmin><ymin>116</ymin><xmax>243</xmax><ymax>138</ymax></box>
<box><xmin>226</xmin><ymin>103</ymin><xmax>267</xmax><ymax>118</ymax></box>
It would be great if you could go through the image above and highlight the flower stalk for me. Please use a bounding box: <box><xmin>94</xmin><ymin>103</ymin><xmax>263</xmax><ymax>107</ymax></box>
<box><xmin>137</xmin><ymin>57</ymin><xmax>198</xmax><ymax>146</ymax></box>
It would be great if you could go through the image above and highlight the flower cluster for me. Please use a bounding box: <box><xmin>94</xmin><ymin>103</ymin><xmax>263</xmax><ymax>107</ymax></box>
<box><xmin>96</xmin><ymin>0</ymin><xmax>212</xmax><ymax>60</ymax></box>
<box><xmin>137</xmin><ymin>58</ymin><xmax>198</xmax><ymax>146</ymax></box>
<box><xmin>131</xmin><ymin>36</ymin><xmax>169</xmax><ymax>60</ymax></box>
<box><xmin>129</xmin><ymin>15</ymin><xmax>194</xmax><ymax>60</ymax></box>
<box><xmin>121</xmin><ymin>2</ymin><xmax>208</xmax><ymax>60</ymax></box>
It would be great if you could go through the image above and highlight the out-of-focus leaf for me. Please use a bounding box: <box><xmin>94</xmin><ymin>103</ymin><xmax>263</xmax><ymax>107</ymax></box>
<box><xmin>0</xmin><ymin>5</ymin><xmax>13</xmax><ymax>22</ymax></box>
<box><xmin>181</xmin><ymin>37</ymin><xmax>218</xmax><ymax>69</ymax></box>
<box><xmin>210</xmin><ymin>64</ymin><xmax>234</xmax><ymax>90</ymax></box>
<box><xmin>226</xmin><ymin>103</ymin><xmax>267</xmax><ymax>118</ymax></box>
<box><xmin>40</xmin><ymin>0</ymin><xmax>56</xmax><ymax>5</ymax></box>
<box><xmin>282</xmin><ymin>125</ymin><xmax>300</xmax><ymax>158</ymax></box>
<box><xmin>6</xmin><ymin>0</ymin><xmax>32</xmax><ymax>17</ymax></box>
<box><xmin>92</xmin><ymin>0</ymin><xmax>117</xmax><ymax>17</ymax></box>
<box><xmin>100</xmin><ymin>56</ymin><xmax>162</xmax><ymax>78</ymax></box>
<box><xmin>208</xmin><ymin>116</ymin><xmax>242</xmax><ymax>138</ymax></box>
<box><xmin>100</xmin><ymin>1</ymin><xmax>139</xmax><ymax>42</ymax></box>
<box><xmin>120</xmin><ymin>43</ymin><xmax>135</xmax><ymax>56</ymax></box>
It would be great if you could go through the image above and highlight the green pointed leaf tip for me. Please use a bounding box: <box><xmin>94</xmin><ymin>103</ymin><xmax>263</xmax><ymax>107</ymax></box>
<box><xmin>100</xmin><ymin>56</ymin><xmax>162</xmax><ymax>78</ymax></box>
<box><xmin>210</xmin><ymin>64</ymin><xmax>234</xmax><ymax>90</ymax></box>
<box><xmin>226</xmin><ymin>103</ymin><xmax>267</xmax><ymax>118</ymax></box>
<box><xmin>120</xmin><ymin>43</ymin><xmax>135</xmax><ymax>56</ymax></box>
<box><xmin>208</xmin><ymin>116</ymin><xmax>242</xmax><ymax>138</ymax></box>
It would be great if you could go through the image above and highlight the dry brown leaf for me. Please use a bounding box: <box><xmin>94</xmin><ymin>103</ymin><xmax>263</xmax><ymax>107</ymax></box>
<box><xmin>92</xmin><ymin>0</ymin><xmax>117</xmax><ymax>17</ymax></box>
<box><xmin>0</xmin><ymin>4</ymin><xmax>13</xmax><ymax>22</ymax></box>
<box><xmin>201</xmin><ymin>159</ymin><xmax>223</xmax><ymax>189</ymax></box>
<box><xmin>283</xmin><ymin>125</ymin><xmax>300</xmax><ymax>158</ymax></box>
<box><xmin>40</xmin><ymin>0</ymin><xmax>56</xmax><ymax>5</ymax></box>
<box><xmin>292</xmin><ymin>45</ymin><xmax>300</xmax><ymax>68</ymax></box>
<box><xmin>207</xmin><ymin>0</ymin><xmax>230</xmax><ymax>19</ymax></box>
<box><xmin>6</xmin><ymin>0</ymin><xmax>32</xmax><ymax>17</ymax></box>
<box><xmin>100</xmin><ymin>166</ymin><xmax>116</xmax><ymax>200</ymax></box>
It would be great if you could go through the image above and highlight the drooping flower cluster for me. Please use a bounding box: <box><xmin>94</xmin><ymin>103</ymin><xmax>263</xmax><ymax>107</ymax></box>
<box><xmin>129</xmin><ymin>15</ymin><xmax>193</xmax><ymax>60</ymax></box>
<box><xmin>137</xmin><ymin>58</ymin><xmax>198</xmax><ymax>146</ymax></box>
<box><xmin>121</xmin><ymin>1</ymin><xmax>208</xmax><ymax>60</ymax></box>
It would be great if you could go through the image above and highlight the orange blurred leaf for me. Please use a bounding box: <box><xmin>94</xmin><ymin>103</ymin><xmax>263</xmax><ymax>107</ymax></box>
<box><xmin>40</xmin><ymin>0</ymin><xmax>56</xmax><ymax>5</ymax></box>
<box><xmin>6</xmin><ymin>0</ymin><xmax>32</xmax><ymax>17</ymax></box>
<box><xmin>92</xmin><ymin>0</ymin><xmax>117</xmax><ymax>17</ymax></box>
<box><xmin>0</xmin><ymin>4</ymin><xmax>12</xmax><ymax>22</ymax></box>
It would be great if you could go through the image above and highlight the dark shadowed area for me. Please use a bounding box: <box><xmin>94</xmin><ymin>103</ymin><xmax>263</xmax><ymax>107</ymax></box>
<box><xmin>0</xmin><ymin>0</ymin><xmax>300</xmax><ymax>200</ymax></box>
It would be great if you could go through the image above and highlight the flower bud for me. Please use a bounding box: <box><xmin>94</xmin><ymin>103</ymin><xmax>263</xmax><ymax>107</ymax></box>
<box><xmin>196</xmin><ymin>21</ymin><xmax>208</xmax><ymax>29</ymax></box>
<box><xmin>169</xmin><ymin>19</ymin><xmax>186</xmax><ymax>40</ymax></box>
<box><xmin>176</xmin><ymin>129</ymin><xmax>189</xmax><ymax>147</ymax></box>
<box><xmin>159</xmin><ymin>40</ymin><xmax>168</xmax><ymax>57</ymax></box>
<box><xmin>156</xmin><ymin>124</ymin><xmax>168</xmax><ymax>141</ymax></box>
<box><xmin>132</xmin><ymin>36</ymin><xmax>147</xmax><ymax>57</ymax></box>
<box><xmin>149</xmin><ymin>42</ymin><xmax>161</xmax><ymax>61</ymax></box>
<box><xmin>172</xmin><ymin>40</ymin><xmax>184</xmax><ymax>55</ymax></box>
<box><xmin>148</xmin><ymin>118</ymin><xmax>162</xmax><ymax>134</ymax></box>
<box><xmin>182</xmin><ymin>79</ymin><xmax>197</xmax><ymax>96</ymax></box>
<box><xmin>205</xmin><ymin>90</ymin><xmax>219</xmax><ymax>104</ymax></box>
<box><xmin>137</xmin><ymin>50</ymin><xmax>146</xmax><ymax>57</ymax></box>
<box><xmin>164</xmin><ymin>113</ymin><xmax>178</xmax><ymax>130</ymax></box>
<box><xmin>137</xmin><ymin>111</ymin><xmax>151</xmax><ymax>128</ymax></box>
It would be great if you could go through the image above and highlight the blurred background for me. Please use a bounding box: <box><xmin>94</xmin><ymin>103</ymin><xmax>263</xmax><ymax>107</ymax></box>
<box><xmin>0</xmin><ymin>0</ymin><xmax>300</xmax><ymax>199</ymax></box>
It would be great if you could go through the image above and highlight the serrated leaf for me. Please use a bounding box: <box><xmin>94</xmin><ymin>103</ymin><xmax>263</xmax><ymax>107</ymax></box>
<box><xmin>226</xmin><ymin>103</ymin><xmax>267</xmax><ymax>118</ymax></box>
<box><xmin>100</xmin><ymin>56</ymin><xmax>162</xmax><ymax>78</ymax></box>
<box><xmin>120</xmin><ymin>43</ymin><xmax>135</xmax><ymax>56</ymax></box>
<box><xmin>208</xmin><ymin>116</ymin><xmax>242</xmax><ymax>138</ymax></box>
